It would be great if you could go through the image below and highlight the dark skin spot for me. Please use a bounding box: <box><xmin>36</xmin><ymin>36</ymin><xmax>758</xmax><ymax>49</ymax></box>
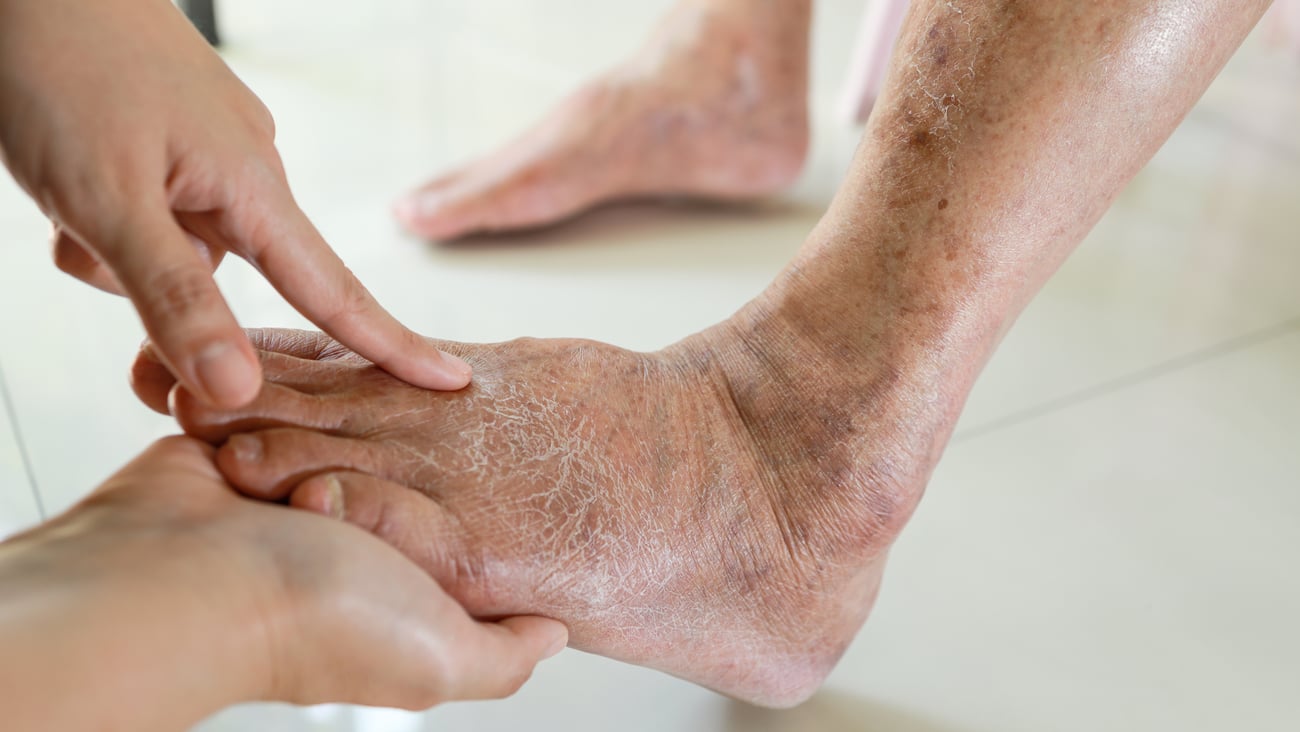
<box><xmin>937</xmin><ymin>198</ymin><xmax>949</xmax><ymax>210</ymax></box>
<box><xmin>910</xmin><ymin>129</ymin><xmax>932</xmax><ymax>147</ymax></box>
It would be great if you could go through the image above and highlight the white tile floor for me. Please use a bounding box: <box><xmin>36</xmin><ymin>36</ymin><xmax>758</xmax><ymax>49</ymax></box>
<box><xmin>0</xmin><ymin>0</ymin><xmax>1297</xmax><ymax>729</ymax></box>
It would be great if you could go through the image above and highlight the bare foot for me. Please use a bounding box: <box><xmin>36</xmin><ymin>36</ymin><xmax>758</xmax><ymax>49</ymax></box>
<box><xmin>393</xmin><ymin>0</ymin><xmax>811</xmax><ymax>240</ymax></box>
<box><xmin>133</xmin><ymin>310</ymin><xmax>942</xmax><ymax>706</ymax></box>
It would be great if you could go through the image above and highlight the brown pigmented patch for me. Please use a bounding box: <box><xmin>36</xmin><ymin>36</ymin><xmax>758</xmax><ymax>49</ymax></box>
<box><xmin>937</xmin><ymin>198</ymin><xmax>949</xmax><ymax>210</ymax></box>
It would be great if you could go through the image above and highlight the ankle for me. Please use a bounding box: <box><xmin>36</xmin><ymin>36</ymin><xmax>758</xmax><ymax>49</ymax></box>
<box><xmin>679</xmin><ymin>239</ymin><xmax>987</xmax><ymax>538</ymax></box>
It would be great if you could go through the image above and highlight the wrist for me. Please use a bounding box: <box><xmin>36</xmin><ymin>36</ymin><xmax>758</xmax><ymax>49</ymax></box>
<box><xmin>0</xmin><ymin>511</ymin><xmax>271</xmax><ymax>730</ymax></box>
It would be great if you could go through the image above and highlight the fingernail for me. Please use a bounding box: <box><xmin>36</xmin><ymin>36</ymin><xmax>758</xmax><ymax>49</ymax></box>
<box><xmin>227</xmin><ymin>433</ymin><xmax>262</xmax><ymax>463</ymax></box>
<box><xmin>323</xmin><ymin>475</ymin><xmax>346</xmax><ymax>520</ymax></box>
<box><xmin>195</xmin><ymin>341</ymin><xmax>259</xmax><ymax>407</ymax></box>
<box><xmin>439</xmin><ymin>350</ymin><xmax>473</xmax><ymax>383</ymax></box>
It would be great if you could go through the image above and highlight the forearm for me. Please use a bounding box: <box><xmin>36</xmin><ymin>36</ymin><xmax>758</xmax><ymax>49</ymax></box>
<box><xmin>0</xmin><ymin>529</ymin><xmax>260</xmax><ymax>731</ymax></box>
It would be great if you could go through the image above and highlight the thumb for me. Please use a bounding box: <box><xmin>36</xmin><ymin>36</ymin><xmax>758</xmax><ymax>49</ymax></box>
<box><xmin>95</xmin><ymin>208</ymin><xmax>262</xmax><ymax>409</ymax></box>
<box><xmin>447</xmin><ymin>614</ymin><xmax>568</xmax><ymax>701</ymax></box>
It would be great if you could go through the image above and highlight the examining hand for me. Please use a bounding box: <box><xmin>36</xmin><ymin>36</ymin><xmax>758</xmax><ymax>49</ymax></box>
<box><xmin>0</xmin><ymin>437</ymin><xmax>566</xmax><ymax>731</ymax></box>
<box><xmin>0</xmin><ymin>0</ymin><xmax>471</xmax><ymax>409</ymax></box>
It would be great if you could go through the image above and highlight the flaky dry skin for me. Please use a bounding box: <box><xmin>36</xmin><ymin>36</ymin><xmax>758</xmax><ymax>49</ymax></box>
<box><xmin>393</xmin><ymin>0</ymin><xmax>811</xmax><ymax>240</ymax></box>
<box><xmin>134</xmin><ymin>318</ymin><xmax>933</xmax><ymax>706</ymax></box>
<box><xmin>134</xmin><ymin>0</ymin><xmax>1269</xmax><ymax>708</ymax></box>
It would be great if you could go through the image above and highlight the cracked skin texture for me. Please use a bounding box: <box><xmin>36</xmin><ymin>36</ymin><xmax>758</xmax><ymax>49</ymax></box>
<box><xmin>132</xmin><ymin>327</ymin><xmax>924</xmax><ymax>707</ymax></box>
<box><xmin>124</xmin><ymin>0</ymin><xmax>1271</xmax><ymax>709</ymax></box>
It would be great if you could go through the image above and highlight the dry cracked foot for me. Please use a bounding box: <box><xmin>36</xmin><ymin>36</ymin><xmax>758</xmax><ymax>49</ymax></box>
<box><xmin>133</xmin><ymin>319</ymin><xmax>938</xmax><ymax>707</ymax></box>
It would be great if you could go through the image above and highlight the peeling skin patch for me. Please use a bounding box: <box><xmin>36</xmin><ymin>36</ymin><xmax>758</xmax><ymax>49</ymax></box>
<box><xmin>882</xmin><ymin>0</ymin><xmax>982</xmax><ymax>176</ymax></box>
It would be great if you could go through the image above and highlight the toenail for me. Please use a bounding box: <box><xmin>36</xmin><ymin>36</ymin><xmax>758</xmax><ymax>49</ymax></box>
<box><xmin>228</xmin><ymin>433</ymin><xmax>263</xmax><ymax>463</ymax></box>
<box><xmin>417</xmin><ymin>192</ymin><xmax>445</xmax><ymax>217</ymax></box>
<box><xmin>323</xmin><ymin>475</ymin><xmax>345</xmax><ymax>520</ymax></box>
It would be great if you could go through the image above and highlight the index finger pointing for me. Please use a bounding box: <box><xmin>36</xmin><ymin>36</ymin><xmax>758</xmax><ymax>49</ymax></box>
<box><xmin>235</xmin><ymin>186</ymin><xmax>471</xmax><ymax>391</ymax></box>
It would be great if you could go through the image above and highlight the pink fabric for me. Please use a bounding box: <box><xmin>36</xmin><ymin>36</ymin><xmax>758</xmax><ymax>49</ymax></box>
<box><xmin>838</xmin><ymin>0</ymin><xmax>910</xmax><ymax>124</ymax></box>
<box><xmin>838</xmin><ymin>0</ymin><xmax>1299</xmax><ymax>127</ymax></box>
<box><xmin>1264</xmin><ymin>0</ymin><xmax>1300</xmax><ymax>54</ymax></box>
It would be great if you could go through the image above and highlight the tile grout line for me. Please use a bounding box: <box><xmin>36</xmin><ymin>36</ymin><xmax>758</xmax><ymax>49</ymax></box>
<box><xmin>953</xmin><ymin>315</ymin><xmax>1300</xmax><ymax>444</ymax></box>
<box><xmin>0</xmin><ymin>356</ymin><xmax>45</xmax><ymax>521</ymax></box>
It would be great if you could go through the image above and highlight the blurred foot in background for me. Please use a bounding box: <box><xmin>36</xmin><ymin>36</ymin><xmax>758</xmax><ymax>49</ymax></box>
<box><xmin>393</xmin><ymin>0</ymin><xmax>812</xmax><ymax>240</ymax></box>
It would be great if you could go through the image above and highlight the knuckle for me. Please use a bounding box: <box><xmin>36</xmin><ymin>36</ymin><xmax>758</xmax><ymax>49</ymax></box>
<box><xmin>139</xmin><ymin>264</ymin><xmax>222</xmax><ymax>318</ymax></box>
<box><xmin>320</xmin><ymin>280</ymin><xmax>374</xmax><ymax>329</ymax></box>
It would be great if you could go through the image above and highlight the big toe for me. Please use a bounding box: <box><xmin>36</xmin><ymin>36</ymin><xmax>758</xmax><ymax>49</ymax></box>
<box><xmin>394</xmin><ymin>151</ymin><xmax>606</xmax><ymax>241</ymax></box>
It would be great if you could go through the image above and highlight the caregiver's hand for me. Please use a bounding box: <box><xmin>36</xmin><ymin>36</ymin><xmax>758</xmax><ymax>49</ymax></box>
<box><xmin>0</xmin><ymin>0</ymin><xmax>471</xmax><ymax>409</ymax></box>
<box><xmin>0</xmin><ymin>437</ymin><xmax>567</xmax><ymax>732</ymax></box>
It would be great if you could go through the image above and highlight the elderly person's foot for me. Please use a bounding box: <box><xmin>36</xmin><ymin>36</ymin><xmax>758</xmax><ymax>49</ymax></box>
<box><xmin>133</xmin><ymin>300</ymin><xmax>951</xmax><ymax>706</ymax></box>
<box><xmin>393</xmin><ymin>0</ymin><xmax>811</xmax><ymax>240</ymax></box>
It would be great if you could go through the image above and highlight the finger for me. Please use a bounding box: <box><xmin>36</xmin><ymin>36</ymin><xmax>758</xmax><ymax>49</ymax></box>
<box><xmin>100</xmin><ymin>208</ymin><xmax>262</xmax><ymax>409</ymax></box>
<box><xmin>215</xmin><ymin>429</ymin><xmax>397</xmax><ymax>500</ymax></box>
<box><xmin>130</xmin><ymin>342</ymin><xmax>179</xmax><ymax>414</ymax></box>
<box><xmin>233</xmin><ymin>188</ymin><xmax>473</xmax><ymax>391</ymax></box>
<box><xmin>91</xmin><ymin>435</ymin><xmax>221</xmax><ymax>498</ymax></box>
<box><xmin>51</xmin><ymin>226</ymin><xmax>125</xmax><ymax>295</ymax></box>
<box><xmin>241</xmin><ymin>327</ymin><xmax>467</xmax><ymax>371</ymax></box>
<box><xmin>445</xmin><ymin>615</ymin><xmax>568</xmax><ymax>701</ymax></box>
<box><xmin>130</xmin><ymin>334</ymin><xmax>348</xmax><ymax>414</ymax></box>
<box><xmin>57</xmin><ymin>222</ymin><xmax>227</xmax><ymax>297</ymax></box>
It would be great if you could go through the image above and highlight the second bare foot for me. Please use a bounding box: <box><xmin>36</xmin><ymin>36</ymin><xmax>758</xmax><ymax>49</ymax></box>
<box><xmin>393</xmin><ymin>0</ymin><xmax>811</xmax><ymax>240</ymax></box>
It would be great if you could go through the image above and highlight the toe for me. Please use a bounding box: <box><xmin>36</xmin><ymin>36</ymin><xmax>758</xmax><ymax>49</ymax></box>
<box><xmin>171</xmin><ymin>381</ymin><xmax>340</xmax><ymax>443</ymax></box>
<box><xmin>396</xmin><ymin>129</ymin><xmax>607</xmax><ymax>240</ymax></box>
<box><xmin>395</xmin><ymin>174</ymin><xmax>501</xmax><ymax>241</ymax></box>
<box><xmin>216</xmin><ymin>428</ymin><xmax>398</xmax><ymax>500</ymax></box>
<box><xmin>244</xmin><ymin>328</ymin><xmax>359</xmax><ymax>364</ymax></box>
<box><xmin>131</xmin><ymin>329</ymin><xmax>357</xmax><ymax>415</ymax></box>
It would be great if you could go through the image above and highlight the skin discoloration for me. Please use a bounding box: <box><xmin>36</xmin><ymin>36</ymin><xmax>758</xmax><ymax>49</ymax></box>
<box><xmin>132</xmin><ymin>0</ymin><xmax>1273</xmax><ymax>710</ymax></box>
